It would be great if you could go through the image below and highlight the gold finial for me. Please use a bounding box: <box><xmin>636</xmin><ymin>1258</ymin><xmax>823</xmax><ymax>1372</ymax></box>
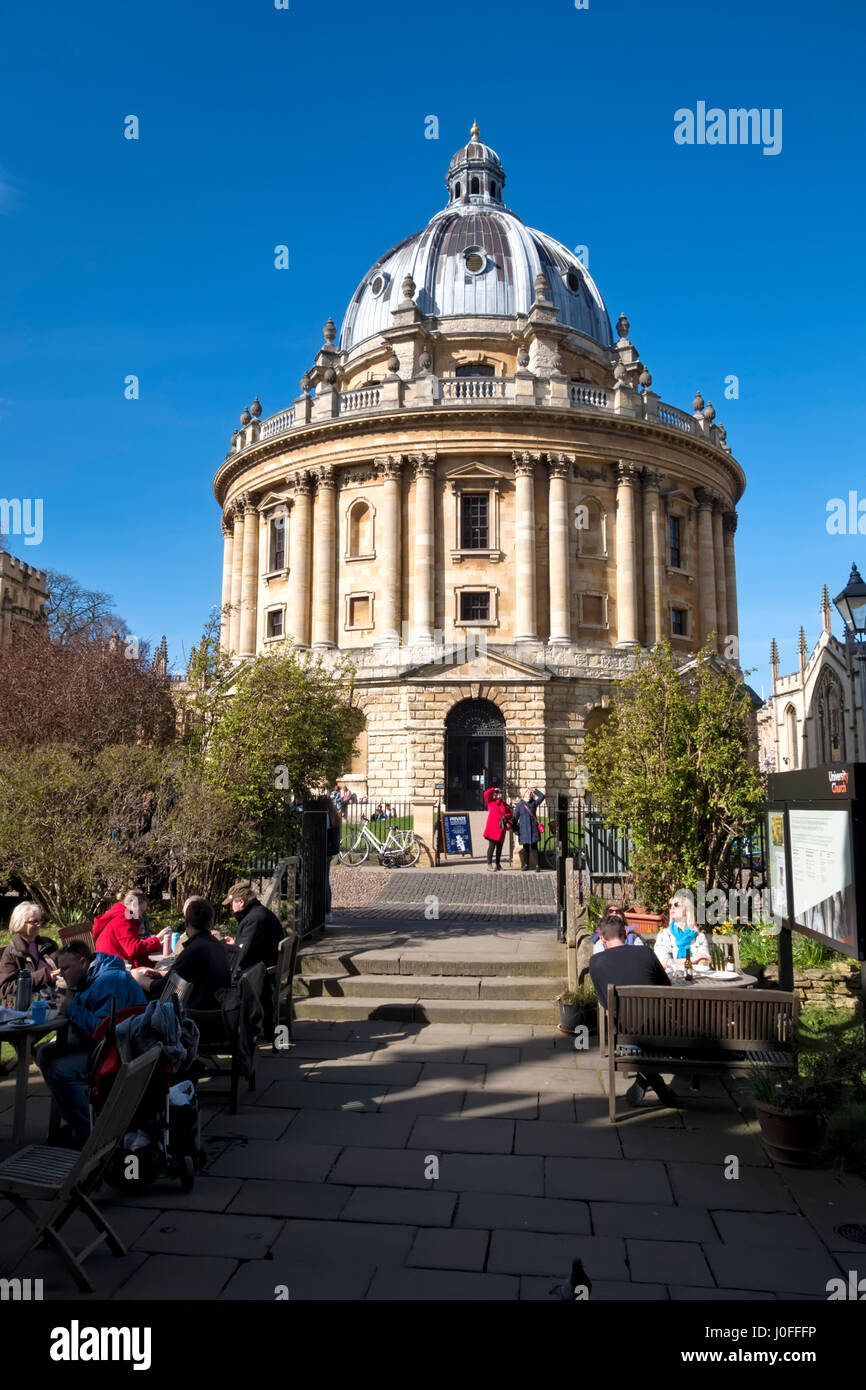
<box><xmin>470</xmin><ymin>120</ymin><xmax>480</xmax><ymax>139</ymax></box>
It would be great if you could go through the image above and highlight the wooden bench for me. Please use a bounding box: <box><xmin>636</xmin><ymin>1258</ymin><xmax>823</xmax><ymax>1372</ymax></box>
<box><xmin>606</xmin><ymin>985</ymin><xmax>798</xmax><ymax>1123</ymax></box>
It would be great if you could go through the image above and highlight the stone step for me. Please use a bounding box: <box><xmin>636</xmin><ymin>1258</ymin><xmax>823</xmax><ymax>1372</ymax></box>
<box><xmin>350</xmin><ymin>950</ymin><xmax>563</xmax><ymax>978</ymax></box>
<box><xmin>293</xmin><ymin>996</ymin><xmax>560</xmax><ymax>1025</ymax></box>
<box><xmin>297</xmin><ymin>973</ymin><xmax>565</xmax><ymax>1001</ymax></box>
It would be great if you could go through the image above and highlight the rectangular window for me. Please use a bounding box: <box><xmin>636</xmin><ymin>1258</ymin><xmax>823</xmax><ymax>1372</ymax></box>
<box><xmin>266</xmin><ymin>609</ymin><xmax>284</xmax><ymax>639</ymax></box>
<box><xmin>460</xmin><ymin>493</ymin><xmax>489</xmax><ymax>549</ymax></box>
<box><xmin>580</xmin><ymin>593</ymin><xmax>605</xmax><ymax>627</ymax></box>
<box><xmin>349</xmin><ymin>595</ymin><xmax>371</xmax><ymax>628</ymax></box>
<box><xmin>669</xmin><ymin>516</ymin><xmax>682</xmax><ymax>569</ymax></box>
<box><xmin>270</xmin><ymin>516</ymin><xmax>286</xmax><ymax>571</ymax></box>
<box><xmin>459</xmin><ymin>590</ymin><xmax>490</xmax><ymax>622</ymax></box>
<box><xmin>671</xmin><ymin>608</ymin><xmax>686</xmax><ymax>637</ymax></box>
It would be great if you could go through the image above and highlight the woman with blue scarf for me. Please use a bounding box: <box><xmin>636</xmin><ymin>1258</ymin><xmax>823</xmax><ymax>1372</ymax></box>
<box><xmin>653</xmin><ymin>890</ymin><xmax>710</xmax><ymax>974</ymax></box>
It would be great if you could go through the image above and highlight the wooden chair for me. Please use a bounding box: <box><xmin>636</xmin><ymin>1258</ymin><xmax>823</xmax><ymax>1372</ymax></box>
<box><xmin>606</xmin><ymin>985</ymin><xmax>798</xmax><ymax>1123</ymax></box>
<box><xmin>0</xmin><ymin>1047</ymin><xmax>161</xmax><ymax>1292</ymax></box>
<box><xmin>58</xmin><ymin>924</ymin><xmax>95</xmax><ymax>955</ymax></box>
<box><xmin>268</xmin><ymin>931</ymin><xmax>299</xmax><ymax>1048</ymax></box>
<box><xmin>709</xmin><ymin>933</ymin><xmax>742</xmax><ymax>972</ymax></box>
<box><xmin>188</xmin><ymin>970</ymin><xmax>263</xmax><ymax>1114</ymax></box>
<box><xmin>159</xmin><ymin>973</ymin><xmax>191</xmax><ymax>1010</ymax></box>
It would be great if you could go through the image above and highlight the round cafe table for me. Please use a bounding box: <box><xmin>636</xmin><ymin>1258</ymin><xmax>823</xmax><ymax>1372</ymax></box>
<box><xmin>0</xmin><ymin>1011</ymin><xmax>69</xmax><ymax>1148</ymax></box>
<box><xmin>667</xmin><ymin>970</ymin><xmax>758</xmax><ymax>989</ymax></box>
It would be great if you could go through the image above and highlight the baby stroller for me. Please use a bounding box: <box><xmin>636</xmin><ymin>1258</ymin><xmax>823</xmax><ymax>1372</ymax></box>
<box><xmin>88</xmin><ymin>997</ymin><xmax>203</xmax><ymax>1193</ymax></box>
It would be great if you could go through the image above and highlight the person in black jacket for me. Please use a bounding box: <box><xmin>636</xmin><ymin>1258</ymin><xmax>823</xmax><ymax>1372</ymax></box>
<box><xmin>224</xmin><ymin>883</ymin><xmax>284</xmax><ymax>971</ymax></box>
<box><xmin>133</xmin><ymin>897</ymin><xmax>232</xmax><ymax>1013</ymax></box>
<box><xmin>589</xmin><ymin>914</ymin><xmax>678</xmax><ymax>1108</ymax></box>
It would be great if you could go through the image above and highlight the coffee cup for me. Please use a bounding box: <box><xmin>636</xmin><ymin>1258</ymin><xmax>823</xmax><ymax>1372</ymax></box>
<box><xmin>171</xmin><ymin>932</ymin><xmax>181</xmax><ymax>953</ymax></box>
<box><xmin>31</xmin><ymin>1001</ymin><xmax>48</xmax><ymax>1024</ymax></box>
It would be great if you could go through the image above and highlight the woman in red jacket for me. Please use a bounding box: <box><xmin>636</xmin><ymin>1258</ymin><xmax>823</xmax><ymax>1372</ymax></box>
<box><xmin>482</xmin><ymin>786</ymin><xmax>512</xmax><ymax>871</ymax></box>
<box><xmin>93</xmin><ymin>891</ymin><xmax>171</xmax><ymax>967</ymax></box>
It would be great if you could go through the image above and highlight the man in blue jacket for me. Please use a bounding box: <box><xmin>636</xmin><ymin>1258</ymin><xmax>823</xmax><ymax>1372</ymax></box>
<box><xmin>39</xmin><ymin>941</ymin><xmax>145</xmax><ymax>1147</ymax></box>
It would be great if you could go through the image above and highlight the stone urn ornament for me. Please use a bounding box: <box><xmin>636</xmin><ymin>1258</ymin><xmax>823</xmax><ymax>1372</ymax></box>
<box><xmin>517</xmin><ymin>346</ymin><xmax>530</xmax><ymax>369</ymax></box>
<box><xmin>250</xmin><ymin>397</ymin><xmax>262</xmax><ymax>419</ymax></box>
<box><xmin>323</xmin><ymin>317</ymin><xmax>337</xmax><ymax>344</ymax></box>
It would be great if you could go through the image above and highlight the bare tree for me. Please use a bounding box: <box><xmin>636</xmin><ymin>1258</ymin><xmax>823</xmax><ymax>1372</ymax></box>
<box><xmin>44</xmin><ymin>568</ymin><xmax>129</xmax><ymax>644</ymax></box>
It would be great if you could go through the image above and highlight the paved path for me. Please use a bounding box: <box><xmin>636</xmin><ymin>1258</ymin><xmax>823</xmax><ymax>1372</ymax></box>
<box><xmin>3</xmin><ymin>1018</ymin><xmax>865</xmax><ymax>1301</ymax></box>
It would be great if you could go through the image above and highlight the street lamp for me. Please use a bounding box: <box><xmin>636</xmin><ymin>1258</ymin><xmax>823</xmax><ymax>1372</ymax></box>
<box><xmin>833</xmin><ymin>563</ymin><xmax>866</xmax><ymax>761</ymax></box>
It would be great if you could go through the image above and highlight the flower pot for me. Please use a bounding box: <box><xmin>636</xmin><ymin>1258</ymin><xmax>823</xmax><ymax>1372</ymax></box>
<box><xmin>558</xmin><ymin>1000</ymin><xmax>581</xmax><ymax>1034</ymax></box>
<box><xmin>753</xmin><ymin>1099</ymin><xmax>825</xmax><ymax>1168</ymax></box>
<box><xmin>624</xmin><ymin>911</ymin><xmax>665</xmax><ymax>934</ymax></box>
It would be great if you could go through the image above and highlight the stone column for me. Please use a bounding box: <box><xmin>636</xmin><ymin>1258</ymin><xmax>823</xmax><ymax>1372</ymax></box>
<box><xmin>712</xmin><ymin>500</ymin><xmax>728</xmax><ymax>653</ymax></box>
<box><xmin>723</xmin><ymin>511</ymin><xmax>739</xmax><ymax>652</ymax></box>
<box><xmin>547</xmin><ymin>453</ymin><xmax>571</xmax><ymax>644</ymax></box>
<box><xmin>312</xmin><ymin>466</ymin><xmax>337</xmax><ymax>649</ymax></box>
<box><xmin>411</xmin><ymin>453</ymin><xmax>435</xmax><ymax>641</ymax></box>
<box><xmin>239</xmin><ymin>494</ymin><xmax>260</xmax><ymax>656</ymax></box>
<box><xmin>220</xmin><ymin>515</ymin><xmax>234</xmax><ymax>650</ymax></box>
<box><xmin>513</xmin><ymin>452</ymin><xmax>539</xmax><ymax>642</ymax></box>
<box><xmin>377</xmin><ymin>455</ymin><xmax>404</xmax><ymax>642</ymax></box>
<box><xmin>694</xmin><ymin>488</ymin><xmax>718</xmax><ymax>646</ymax></box>
<box><xmin>615</xmin><ymin>462</ymin><xmax>640</xmax><ymax>647</ymax></box>
<box><xmin>642</xmin><ymin>470</ymin><xmax>665</xmax><ymax>648</ymax></box>
<box><xmin>229</xmin><ymin>502</ymin><xmax>245</xmax><ymax>654</ymax></box>
<box><xmin>287</xmin><ymin>473</ymin><xmax>313</xmax><ymax>647</ymax></box>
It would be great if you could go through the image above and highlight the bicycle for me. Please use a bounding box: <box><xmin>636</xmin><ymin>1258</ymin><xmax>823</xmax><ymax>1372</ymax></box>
<box><xmin>338</xmin><ymin>816</ymin><xmax>421</xmax><ymax>868</ymax></box>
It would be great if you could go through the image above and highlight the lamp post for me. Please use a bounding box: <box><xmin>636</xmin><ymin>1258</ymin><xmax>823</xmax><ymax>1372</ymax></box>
<box><xmin>833</xmin><ymin>563</ymin><xmax>866</xmax><ymax>762</ymax></box>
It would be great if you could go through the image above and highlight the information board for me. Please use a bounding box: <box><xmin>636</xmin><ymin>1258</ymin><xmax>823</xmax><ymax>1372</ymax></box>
<box><xmin>442</xmin><ymin>813</ymin><xmax>472</xmax><ymax>857</ymax></box>
<box><xmin>789</xmin><ymin>807</ymin><xmax>857</xmax><ymax>951</ymax></box>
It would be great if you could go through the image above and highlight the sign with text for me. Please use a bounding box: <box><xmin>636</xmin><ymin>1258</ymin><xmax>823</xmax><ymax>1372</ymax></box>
<box><xmin>442</xmin><ymin>813</ymin><xmax>472</xmax><ymax>857</ymax></box>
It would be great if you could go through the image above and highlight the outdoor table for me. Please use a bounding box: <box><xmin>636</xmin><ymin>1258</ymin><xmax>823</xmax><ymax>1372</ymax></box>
<box><xmin>667</xmin><ymin>970</ymin><xmax>758</xmax><ymax>989</ymax></box>
<box><xmin>0</xmin><ymin>1011</ymin><xmax>69</xmax><ymax>1147</ymax></box>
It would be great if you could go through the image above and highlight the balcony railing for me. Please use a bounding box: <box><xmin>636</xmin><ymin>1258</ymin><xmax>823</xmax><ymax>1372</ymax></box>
<box><xmin>259</xmin><ymin>408</ymin><xmax>295</xmax><ymax>440</ymax></box>
<box><xmin>440</xmin><ymin>376</ymin><xmax>509</xmax><ymax>401</ymax></box>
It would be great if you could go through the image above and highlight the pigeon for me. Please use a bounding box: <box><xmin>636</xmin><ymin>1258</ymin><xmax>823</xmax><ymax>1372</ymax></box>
<box><xmin>550</xmin><ymin>1257</ymin><xmax>592</xmax><ymax>1300</ymax></box>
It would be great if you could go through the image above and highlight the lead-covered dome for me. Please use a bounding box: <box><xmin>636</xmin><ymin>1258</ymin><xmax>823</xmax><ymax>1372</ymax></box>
<box><xmin>339</xmin><ymin>124</ymin><xmax>613</xmax><ymax>353</ymax></box>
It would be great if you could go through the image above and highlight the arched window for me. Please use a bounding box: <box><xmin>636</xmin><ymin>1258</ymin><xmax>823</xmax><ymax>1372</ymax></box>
<box><xmin>576</xmin><ymin>497</ymin><xmax>606</xmax><ymax>557</ymax></box>
<box><xmin>816</xmin><ymin>670</ymin><xmax>845</xmax><ymax>763</ymax></box>
<box><xmin>347</xmin><ymin>499</ymin><xmax>374</xmax><ymax>558</ymax></box>
<box><xmin>456</xmin><ymin>362</ymin><xmax>495</xmax><ymax>378</ymax></box>
<box><xmin>455</xmin><ymin>181</ymin><xmax>461</xmax><ymax>198</ymax></box>
<box><xmin>490</xmin><ymin>182</ymin><xmax>497</xmax><ymax>198</ymax></box>
<box><xmin>784</xmin><ymin>704</ymin><xmax>799</xmax><ymax>770</ymax></box>
<box><xmin>470</xmin><ymin>176</ymin><xmax>480</xmax><ymax>195</ymax></box>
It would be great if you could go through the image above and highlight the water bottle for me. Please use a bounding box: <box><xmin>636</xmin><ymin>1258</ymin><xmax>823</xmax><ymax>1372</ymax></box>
<box><xmin>15</xmin><ymin>971</ymin><xmax>32</xmax><ymax>1013</ymax></box>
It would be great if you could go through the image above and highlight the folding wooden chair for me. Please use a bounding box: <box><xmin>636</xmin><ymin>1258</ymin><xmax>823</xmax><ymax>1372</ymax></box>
<box><xmin>58</xmin><ymin>924</ymin><xmax>96</xmax><ymax>955</ymax></box>
<box><xmin>0</xmin><ymin>1046</ymin><xmax>161</xmax><ymax>1292</ymax></box>
<box><xmin>159</xmin><ymin>973</ymin><xmax>191</xmax><ymax>1010</ymax></box>
<box><xmin>268</xmin><ymin>931</ymin><xmax>299</xmax><ymax>1048</ymax></box>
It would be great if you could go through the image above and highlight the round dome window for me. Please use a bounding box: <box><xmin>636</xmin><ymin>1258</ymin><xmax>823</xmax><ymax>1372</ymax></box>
<box><xmin>565</xmin><ymin>269</ymin><xmax>581</xmax><ymax>294</ymax></box>
<box><xmin>369</xmin><ymin>273</ymin><xmax>388</xmax><ymax>297</ymax></box>
<box><xmin>464</xmin><ymin>248</ymin><xmax>487</xmax><ymax>274</ymax></box>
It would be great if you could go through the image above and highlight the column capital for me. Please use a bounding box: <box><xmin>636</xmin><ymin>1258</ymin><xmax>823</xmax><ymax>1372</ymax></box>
<box><xmin>723</xmin><ymin>509</ymin><xmax>739</xmax><ymax>534</ymax></box>
<box><xmin>316</xmin><ymin>465</ymin><xmax>337</xmax><ymax>490</ymax></box>
<box><xmin>694</xmin><ymin>486</ymin><xmax>716</xmax><ymax>509</ymax></box>
<box><xmin>711</xmin><ymin>496</ymin><xmax>727</xmax><ymax>515</ymax></box>
<box><xmin>221</xmin><ymin>515</ymin><xmax>234</xmax><ymax>537</ymax></box>
<box><xmin>512</xmin><ymin>450</ymin><xmax>539</xmax><ymax>477</ymax></box>
<box><xmin>286</xmin><ymin>469</ymin><xmax>315</xmax><ymax>496</ymax></box>
<box><xmin>615</xmin><ymin>461</ymin><xmax>642</xmax><ymax>488</ymax></box>
<box><xmin>641</xmin><ymin>468</ymin><xmax>663</xmax><ymax>492</ymax></box>
<box><xmin>546</xmin><ymin>452</ymin><xmax>573</xmax><ymax>479</ymax></box>
<box><xmin>375</xmin><ymin>454</ymin><xmax>404</xmax><ymax>481</ymax></box>
<box><xmin>410</xmin><ymin>452</ymin><xmax>436</xmax><ymax>479</ymax></box>
<box><xmin>239</xmin><ymin>491</ymin><xmax>257</xmax><ymax>517</ymax></box>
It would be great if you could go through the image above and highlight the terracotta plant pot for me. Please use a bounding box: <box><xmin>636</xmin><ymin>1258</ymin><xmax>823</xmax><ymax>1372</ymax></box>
<box><xmin>753</xmin><ymin>1099</ymin><xmax>825</xmax><ymax>1168</ymax></box>
<box><xmin>623</xmin><ymin>911</ymin><xmax>665</xmax><ymax>934</ymax></box>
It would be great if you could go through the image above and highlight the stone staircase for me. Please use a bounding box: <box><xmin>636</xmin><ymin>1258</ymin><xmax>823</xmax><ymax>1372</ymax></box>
<box><xmin>294</xmin><ymin>944</ymin><xmax>566</xmax><ymax>1025</ymax></box>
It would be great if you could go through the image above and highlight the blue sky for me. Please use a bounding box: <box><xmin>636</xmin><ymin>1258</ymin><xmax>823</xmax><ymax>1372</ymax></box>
<box><xmin>1</xmin><ymin>0</ymin><xmax>864</xmax><ymax>692</ymax></box>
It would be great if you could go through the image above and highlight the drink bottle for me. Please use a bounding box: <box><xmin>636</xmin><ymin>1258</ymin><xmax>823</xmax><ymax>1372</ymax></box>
<box><xmin>684</xmin><ymin>948</ymin><xmax>693</xmax><ymax>981</ymax></box>
<box><xmin>726</xmin><ymin>943</ymin><xmax>736</xmax><ymax>972</ymax></box>
<box><xmin>15</xmin><ymin>971</ymin><xmax>32</xmax><ymax>1012</ymax></box>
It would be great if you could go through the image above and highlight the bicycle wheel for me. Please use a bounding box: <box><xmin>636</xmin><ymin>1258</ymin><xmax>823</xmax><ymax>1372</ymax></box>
<box><xmin>393</xmin><ymin>831</ymin><xmax>421</xmax><ymax>867</ymax></box>
<box><xmin>339</xmin><ymin>833</ymin><xmax>369</xmax><ymax>867</ymax></box>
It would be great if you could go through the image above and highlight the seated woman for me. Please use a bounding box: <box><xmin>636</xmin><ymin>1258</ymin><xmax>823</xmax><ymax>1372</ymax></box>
<box><xmin>653</xmin><ymin>890</ymin><xmax>710</xmax><ymax>972</ymax></box>
<box><xmin>0</xmin><ymin>901</ymin><xmax>59</xmax><ymax>1003</ymax></box>
<box><xmin>591</xmin><ymin>906</ymin><xmax>644</xmax><ymax>955</ymax></box>
<box><xmin>93</xmin><ymin>890</ymin><xmax>171</xmax><ymax>967</ymax></box>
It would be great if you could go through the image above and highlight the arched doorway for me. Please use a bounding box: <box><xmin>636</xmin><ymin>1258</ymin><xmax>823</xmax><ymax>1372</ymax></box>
<box><xmin>445</xmin><ymin>699</ymin><xmax>505</xmax><ymax>810</ymax></box>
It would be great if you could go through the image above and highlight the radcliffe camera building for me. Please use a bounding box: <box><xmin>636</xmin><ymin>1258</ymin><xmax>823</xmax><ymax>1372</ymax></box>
<box><xmin>213</xmin><ymin>126</ymin><xmax>744</xmax><ymax>809</ymax></box>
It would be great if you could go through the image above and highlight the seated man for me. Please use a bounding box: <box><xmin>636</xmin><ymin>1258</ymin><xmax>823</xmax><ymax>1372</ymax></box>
<box><xmin>224</xmin><ymin>882</ymin><xmax>284</xmax><ymax>974</ymax></box>
<box><xmin>134</xmin><ymin>896</ymin><xmax>231</xmax><ymax>1013</ymax></box>
<box><xmin>589</xmin><ymin>915</ymin><xmax>678</xmax><ymax>1108</ymax></box>
<box><xmin>39</xmin><ymin>942</ymin><xmax>146</xmax><ymax>1146</ymax></box>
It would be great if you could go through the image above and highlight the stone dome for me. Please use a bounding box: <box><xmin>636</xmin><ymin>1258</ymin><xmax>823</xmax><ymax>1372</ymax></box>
<box><xmin>339</xmin><ymin>124</ymin><xmax>613</xmax><ymax>353</ymax></box>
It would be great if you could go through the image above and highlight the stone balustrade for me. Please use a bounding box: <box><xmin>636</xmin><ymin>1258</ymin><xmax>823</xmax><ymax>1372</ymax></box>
<box><xmin>259</xmin><ymin>408</ymin><xmax>295</xmax><ymax>440</ymax></box>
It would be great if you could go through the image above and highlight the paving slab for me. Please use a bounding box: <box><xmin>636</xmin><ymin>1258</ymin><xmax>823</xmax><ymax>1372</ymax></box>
<box><xmin>305</xmin><ymin>1060</ymin><xmax>423</xmax><ymax>1086</ymax></box>
<box><xmin>462</xmin><ymin>1046</ymin><xmax>522</xmax><ymax>1066</ymax></box>
<box><xmin>256</xmin><ymin>1081</ymin><xmax>384</xmax><ymax>1111</ymax></box>
<box><xmin>270</xmin><ymin>1217</ymin><xmax>415</xmax><ymax>1267</ymax></box>
<box><xmin>546</xmin><ymin>1156</ymin><xmax>674</xmax><ymax>1204</ymax></box>
<box><xmin>339</xmin><ymin>1186</ymin><xmax>458</xmax><ymax>1227</ymax></box>
<box><xmin>133</xmin><ymin>1210</ymin><xmax>284</xmax><ymax>1259</ymax></box>
<box><xmin>105</xmin><ymin>1176</ymin><xmax>243</xmax><ymax>1214</ymax></box>
<box><xmin>436</xmin><ymin>1152</ymin><xmax>545</xmax><ymax>1196</ymax></box>
<box><xmin>702</xmin><ymin>1242</ymin><xmax>844</xmax><ymax>1296</ymax></box>
<box><xmin>202</xmin><ymin>1107</ymin><xmax>297</xmax><ymax>1140</ymax></box>
<box><xmin>114</xmin><ymin>1254</ymin><xmax>237</xmax><ymax>1300</ymax></box>
<box><xmin>790</xmin><ymin>1188</ymin><xmax>866</xmax><ymax>1251</ymax></box>
<box><xmin>227</xmin><ymin>1178</ymin><xmax>353</xmax><ymax>1220</ymax></box>
<box><xmin>514</xmin><ymin>1119</ymin><xmax>620</xmax><ymax>1158</ymax></box>
<box><xmin>590</xmin><ymin>1202</ymin><xmax>718</xmax><ymax>1243</ymax></box>
<box><xmin>619</xmin><ymin>1125</ymin><xmax>770</xmax><ymax>1166</ymax></box>
<box><xmin>489</xmin><ymin>1229</ymin><xmax>628</xmax><ymax>1280</ymax></box>
<box><xmin>417</xmin><ymin>1061</ymin><xmax>487</xmax><ymax>1086</ymax></box>
<box><xmin>219</xmin><ymin>1257</ymin><xmax>375</xmax><ymax>1300</ymax></box>
<box><xmin>366</xmin><ymin>1267</ymin><xmax>519</xmax><ymax>1300</ymax></box>
<box><xmin>626</xmin><ymin>1238</ymin><xmax>715</xmax><ymax>1286</ymax></box>
<box><xmin>377</xmin><ymin>1083</ymin><xmax>468</xmax><ymax>1116</ymax></box>
<box><xmin>10</xmin><ymin>1248</ymin><xmax>150</xmax><ymax>1300</ymax></box>
<box><xmin>668</xmin><ymin>1285</ymin><xmax>776</xmax><ymax>1300</ymax></box>
<box><xmin>460</xmin><ymin>1090</ymin><xmax>539</xmax><ymax>1120</ymax></box>
<box><xmin>454</xmin><ymin>1192</ymin><xmax>590</xmax><ymax>1236</ymax></box>
<box><xmin>285</xmin><ymin>1040</ymin><xmax>382</xmax><ymax>1060</ymax></box>
<box><xmin>328</xmin><ymin>1145</ymin><xmax>440</xmax><ymax>1190</ymax></box>
<box><xmin>408</xmin><ymin>1228</ymin><xmax>489</xmax><ymax>1271</ymax></box>
<box><xmin>208</xmin><ymin>1139</ymin><xmax>340</xmax><ymax>1182</ymax></box>
<box><xmin>406</xmin><ymin>1115</ymin><xmax>515</xmax><ymax>1154</ymax></box>
<box><xmin>285</xmin><ymin>1109</ymin><xmax>415</xmax><ymax>1149</ymax></box>
<box><xmin>711</xmin><ymin>1209</ymin><xmax>826</xmax><ymax>1250</ymax></box>
<box><xmin>483</xmin><ymin>1065</ymin><xmax>604</xmax><ymax>1095</ymax></box>
<box><xmin>520</xmin><ymin>1275</ymin><xmax>667</xmax><ymax>1300</ymax></box>
<box><xmin>666</xmin><ymin>1161</ymin><xmax>798</xmax><ymax>1213</ymax></box>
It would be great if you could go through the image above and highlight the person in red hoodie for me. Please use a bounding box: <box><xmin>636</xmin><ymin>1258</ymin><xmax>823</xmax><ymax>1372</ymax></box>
<box><xmin>482</xmin><ymin>785</ymin><xmax>512</xmax><ymax>872</ymax></box>
<box><xmin>92</xmin><ymin>890</ymin><xmax>171</xmax><ymax>967</ymax></box>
